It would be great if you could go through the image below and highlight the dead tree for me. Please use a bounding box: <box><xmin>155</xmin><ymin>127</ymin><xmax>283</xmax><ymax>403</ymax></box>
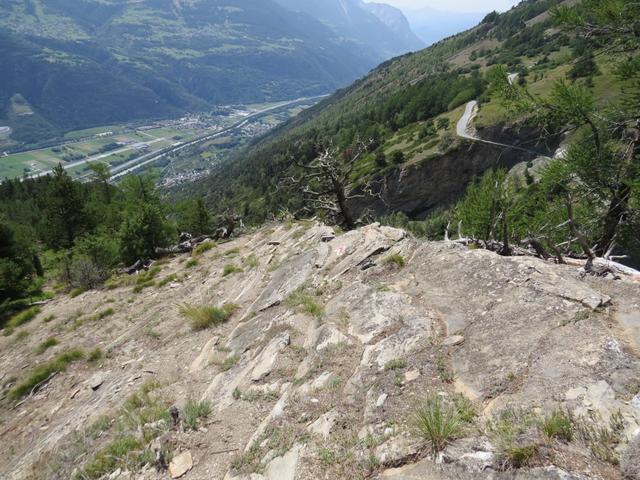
<box><xmin>285</xmin><ymin>141</ymin><xmax>380</xmax><ymax>230</ymax></box>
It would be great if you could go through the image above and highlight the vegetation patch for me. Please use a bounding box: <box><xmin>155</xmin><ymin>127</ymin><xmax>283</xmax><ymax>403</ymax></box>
<box><xmin>193</xmin><ymin>241</ymin><xmax>216</xmax><ymax>255</ymax></box>
<box><xmin>183</xmin><ymin>398</ymin><xmax>212</xmax><ymax>430</ymax></box>
<box><xmin>185</xmin><ymin>258</ymin><xmax>199</xmax><ymax>269</ymax></box>
<box><xmin>541</xmin><ymin>409</ymin><xmax>573</xmax><ymax>442</ymax></box>
<box><xmin>384</xmin><ymin>358</ymin><xmax>407</xmax><ymax>371</ymax></box>
<box><xmin>9</xmin><ymin>349</ymin><xmax>84</xmax><ymax>401</ymax></box>
<box><xmin>222</xmin><ymin>263</ymin><xmax>243</xmax><ymax>276</ymax></box>
<box><xmin>88</xmin><ymin>348</ymin><xmax>104</xmax><ymax>362</ymax></box>
<box><xmin>413</xmin><ymin>394</ymin><xmax>462</xmax><ymax>453</ymax></box>
<box><xmin>156</xmin><ymin>273</ymin><xmax>179</xmax><ymax>288</ymax></box>
<box><xmin>35</xmin><ymin>337</ymin><xmax>60</xmax><ymax>355</ymax></box>
<box><xmin>180</xmin><ymin>303</ymin><xmax>238</xmax><ymax>330</ymax></box>
<box><xmin>383</xmin><ymin>254</ymin><xmax>406</xmax><ymax>268</ymax></box>
<box><xmin>285</xmin><ymin>289</ymin><xmax>324</xmax><ymax>319</ymax></box>
<box><xmin>3</xmin><ymin>306</ymin><xmax>41</xmax><ymax>335</ymax></box>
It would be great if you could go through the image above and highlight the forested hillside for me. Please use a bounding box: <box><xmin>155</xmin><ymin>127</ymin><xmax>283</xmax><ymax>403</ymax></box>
<box><xmin>189</xmin><ymin>0</ymin><xmax>639</xmax><ymax>265</ymax></box>
<box><xmin>0</xmin><ymin>0</ymin><xmax>419</xmax><ymax>146</ymax></box>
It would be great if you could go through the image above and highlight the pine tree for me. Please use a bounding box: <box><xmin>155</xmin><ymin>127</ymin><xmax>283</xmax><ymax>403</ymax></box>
<box><xmin>42</xmin><ymin>164</ymin><xmax>87</xmax><ymax>249</ymax></box>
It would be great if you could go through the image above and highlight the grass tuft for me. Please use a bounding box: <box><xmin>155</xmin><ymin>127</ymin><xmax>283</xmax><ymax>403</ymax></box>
<box><xmin>180</xmin><ymin>303</ymin><xmax>238</xmax><ymax>330</ymax></box>
<box><xmin>541</xmin><ymin>409</ymin><xmax>573</xmax><ymax>442</ymax></box>
<box><xmin>384</xmin><ymin>358</ymin><xmax>407</xmax><ymax>371</ymax></box>
<box><xmin>193</xmin><ymin>241</ymin><xmax>216</xmax><ymax>255</ymax></box>
<box><xmin>222</xmin><ymin>264</ymin><xmax>243</xmax><ymax>276</ymax></box>
<box><xmin>285</xmin><ymin>289</ymin><xmax>324</xmax><ymax>319</ymax></box>
<box><xmin>88</xmin><ymin>348</ymin><xmax>104</xmax><ymax>362</ymax></box>
<box><xmin>413</xmin><ymin>394</ymin><xmax>461</xmax><ymax>453</ymax></box>
<box><xmin>384</xmin><ymin>253</ymin><xmax>406</xmax><ymax>268</ymax></box>
<box><xmin>35</xmin><ymin>337</ymin><xmax>60</xmax><ymax>355</ymax></box>
<box><xmin>184</xmin><ymin>398</ymin><xmax>211</xmax><ymax>430</ymax></box>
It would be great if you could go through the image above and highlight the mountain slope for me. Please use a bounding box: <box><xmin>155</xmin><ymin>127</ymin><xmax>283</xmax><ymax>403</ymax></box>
<box><xmin>1</xmin><ymin>222</ymin><xmax>639</xmax><ymax>479</ymax></box>
<box><xmin>0</xmin><ymin>0</ymin><xmax>419</xmax><ymax>146</ymax></box>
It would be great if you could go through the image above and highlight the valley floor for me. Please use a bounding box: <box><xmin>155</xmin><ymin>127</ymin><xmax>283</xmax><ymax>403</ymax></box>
<box><xmin>1</xmin><ymin>222</ymin><xmax>639</xmax><ymax>479</ymax></box>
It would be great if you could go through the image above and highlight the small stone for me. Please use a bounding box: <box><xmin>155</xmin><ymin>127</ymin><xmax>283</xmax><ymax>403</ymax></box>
<box><xmin>321</xmin><ymin>234</ymin><xmax>335</xmax><ymax>243</ymax></box>
<box><xmin>268</xmin><ymin>241</ymin><xmax>281</xmax><ymax>246</ymax></box>
<box><xmin>442</xmin><ymin>335</ymin><xmax>465</xmax><ymax>347</ymax></box>
<box><xmin>404</xmin><ymin>370</ymin><xmax>420</xmax><ymax>383</ymax></box>
<box><xmin>88</xmin><ymin>373</ymin><xmax>104</xmax><ymax>391</ymax></box>
<box><xmin>169</xmin><ymin>451</ymin><xmax>193</xmax><ymax>478</ymax></box>
<box><xmin>632</xmin><ymin>394</ymin><xmax>640</xmax><ymax>410</ymax></box>
<box><xmin>376</xmin><ymin>393</ymin><xmax>388</xmax><ymax>408</ymax></box>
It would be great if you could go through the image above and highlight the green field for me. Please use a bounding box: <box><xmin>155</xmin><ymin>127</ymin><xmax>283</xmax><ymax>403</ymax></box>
<box><xmin>0</xmin><ymin>124</ymin><xmax>201</xmax><ymax>180</ymax></box>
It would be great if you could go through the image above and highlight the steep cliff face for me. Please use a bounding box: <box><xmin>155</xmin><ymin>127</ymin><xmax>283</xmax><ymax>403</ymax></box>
<box><xmin>1</xmin><ymin>223</ymin><xmax>639</xmax><ymax>480</ymax></box>
<box><xmin>350</xmin><ymin>125</ymin><xmax>560</xmax><ymax>220</ymax></box>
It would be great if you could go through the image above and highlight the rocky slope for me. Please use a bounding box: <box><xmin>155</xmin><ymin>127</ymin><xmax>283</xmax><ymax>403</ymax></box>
<box><xmin>1</xmin><ymin>222</ymin><xmax>640</xmax><ymax>479</ymax></box>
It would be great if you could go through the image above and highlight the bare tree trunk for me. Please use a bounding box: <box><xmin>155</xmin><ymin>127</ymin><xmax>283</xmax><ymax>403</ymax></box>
<box><xmin>333</xmin><ymin>179</ymin><xmax>355</xmax><ymax>230</ymax></box>
<box><xmin>565</xmin><ymin>193</ymin><xmax>595</xmax><ymax>260</ymax></box>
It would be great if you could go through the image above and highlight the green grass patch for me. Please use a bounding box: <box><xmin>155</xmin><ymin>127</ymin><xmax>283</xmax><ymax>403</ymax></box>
<box><xmin>88</xmin><ymin>348</ymin><xmax>104</xmax><ymax>362</ymax></box>
<box><xmin>35</xmin><ymin>337</ymin><xmax>60</xmax><ymax>355</ymax></box>
<box><xmin>180</xmin><ymin>303</ymin><xmax>238</xmax><ymax>330</ymax></box>
<box><xmin>185</xmin><ymin>258</ymin><xmax>199</xmax><ymax>268</ymax></box>
<box><xmin>541</xmin><ymin>409</ymin><xmax>573</xmax><ymax>442</ymax></box>
<box><xmin>220</xmin><ymin>354</ymin><xmax>240</xmax><ymax>371</ymax></box>
<box><xmin>3</xmin><ymin>307</ymin><xmax>41</xmax><ymax>335</ymax></box>
<box><xmin>384</xmin><ymin>358</ymin><xmax>407</xmax><ymax>371</ymax></box>
<box><xmin>285</xmin><ymin>289</ymin><xmax>324</xmax><ymax>319</ymax></box>
<box><xmin>156</xmin><ymin>273</ymin><xmax>178</xmax><ymax>288</ymax></box>
<box><xmin>242</xmin><ymin>254</ymin><xmax>260</xmax><ymax>268</ymax></box>
<box><xmin>131</xmin><ymin>266</ymin><xmax>162</xmax><ymax>292</ymax></box>
<box><xmin>9</xmin><ymin>349</ymin><xmax>84</xmax><ymax>401</ymax></box>
<box><xmin>193</xmin><ymin>241</ymin><xmax>216</xmax><ymax>255</ymax></box>
<box><xmin>69</xmin><ymin>287</ymin><xmax>86</xmax><ymax>298</ymax></box>
<box><xmin>183</xmin><ymin>399</ymin><xmax>212</xmax><ymax>430</ymax></box>
<box><xmin>222</xmin><ymin>264</ymin><xmax>243</xmax><ymax>276</ymax></box>
<box><xmin>383</xmin><ymin>254</ymin><xmax>406</xmax><ymax>268</ymax></box>
<box><xmin>413</xmin><ymin>394</ymin><xmax>462</xmax><ymax>453</ymax></box>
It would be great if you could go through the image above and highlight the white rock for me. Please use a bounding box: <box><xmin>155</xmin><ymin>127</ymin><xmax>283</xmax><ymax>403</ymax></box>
<box><xmin>264</xmin><ymin>445</ymin><xmax>301</xmax><ymax>480</ymax></box>
<box><xmin>250</xmin><ymin>333</ymin><xmax>290</xmax><ymax>382</ymax></box>
<box><xmin>308</xmin><ymin>410</ymin><xmax>339</xmax><ymax>439</ymax></box>
<box><xmin>376</xmin><ymin>393</ymin><xmax>388</xmax><ymax>408</ymax></box>
<box><xmin>404</xmin><ymin>370</ymin><xmax>420</xmax><ymax>383</ymax></box>
<box><xmin>169</xmin><ymin>451</ymin><xmax>193</xmax><ymax>478</ymax></box>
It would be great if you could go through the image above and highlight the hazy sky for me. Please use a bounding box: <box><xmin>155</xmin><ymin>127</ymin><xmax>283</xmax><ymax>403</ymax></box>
<box><xmin>375</xmin><ymin>0</ymin><xmax>520</xmax><ymax>13</ymax></box>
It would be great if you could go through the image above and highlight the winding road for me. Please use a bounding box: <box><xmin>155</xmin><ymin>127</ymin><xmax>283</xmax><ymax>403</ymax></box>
<box><xmin>454</xmin><ymin>73</ymin><xmax>552</xmax><ymax>157</ymax></box>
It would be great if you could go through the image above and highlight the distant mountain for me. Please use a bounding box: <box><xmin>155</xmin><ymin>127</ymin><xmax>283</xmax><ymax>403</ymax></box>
<box><xmin>0</xmin><ymin>0</ymin><xmax>421</xmax><ymax>146</ymax></box>
<box><xmin>361</xmin><ymin>2</ymin><xmax>425</xmax><ymax>51</ymax></box>
<box><xmin>273</xmin><ymin>0</ymin><xmax>424</xmax><ymax>58</ymax></box>
<box><xmin>405</xmin><ymin>7</ymin><xmax>486</xmax><ymax>46</ymax></box>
